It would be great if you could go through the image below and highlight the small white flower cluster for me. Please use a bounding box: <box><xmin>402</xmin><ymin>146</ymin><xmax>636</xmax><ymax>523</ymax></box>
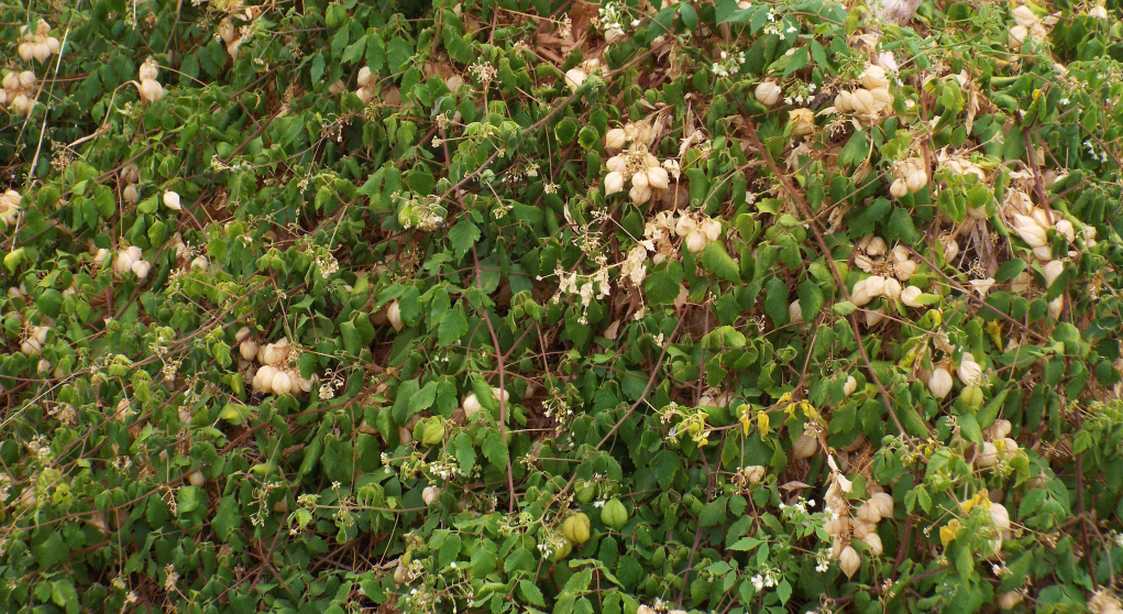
<box><xmin>888</xmin><ymin>157</ymin><xmax>928</xmax><ymax>199</ymax></box>
<box><xmin>1</xmin><ymin>70</ymin><xmax>38</xmax><ymax>115</ymax></box>
<box><xmin>17</xmin><ymin>20</ymin><xmax>61</xmax><ymax>64</ymax></box>
<box><xmin>395</xmin><ymin>192</ymin><xmax>446</xmax><ymax>231</ymax></box>
<box><xmin>974</xmin><ymin>419</ymin><xmax>1021</xmax><ymax>469</ymax></box>
<box><xmin>555</xmin><ymin>264</ymin><xmax>610</xmax><ymax>318</ymax></box>
<box><xmin>1084</xmin><ymin>139</ymin><xmax>1110</xmax><ymax>164</ymax></box>
<box><xmin>834</xmin><ymin>65</ymin><xmax>894</xmax><ymax>125</ymax></box>
<box><xmin>749</xmin><ymin>569</ymin><xmax>779</xmax><ymax>592</ymax></box>
<box><xmin>113</xmin><ymin>246</ymin><xmax>153</xmax><ymax>280</ymax></box>
<box><xmin>710</xmin><ymin>49</ymin><xmax>746</xmax><ymax>78</ymax></box>
<box><xmin>355</xmin><ymin>66</ymin><xmax>377</xmax><ymax>103</ymax></box>
<box><xmin>243</xmin><ymin>336</ymin><xmax>313</xmax><ymax>396</ymax></box>
<box><xmin>20</xmin><ymin>324</ymin><xmax>49</xmax><ymax>356</ymax></box>
<box><xmin>0</xmin><ymin>189</ymin><xmax>22</xmax><ymax>226</ymax></box>
<box><xmin>137</xmin><ymin>57</ymin><xmax>166</xmax><ymax>103</ymax></box>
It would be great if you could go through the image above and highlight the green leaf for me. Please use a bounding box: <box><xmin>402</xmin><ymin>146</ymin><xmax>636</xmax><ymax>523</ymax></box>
<box><xmin>481</xmin><ymin>429</ymin><xmax>508</xmax><ymax>469</ymax></box>
<box><xmin>763</xmin><ymin>277</ymin><xmax>789</xmax><ymax>327</ymax></box>
<box><xmin>701</xmin><ymin>242</ymin><xmax>740</xmax><ymax>282</ymax></box>
<box><xmin>437</xmin><ymin>305</ymin><xmax>468</xmax><ymax>346</ymax></box>
<box><xmin>448</xmin><ymin>218</ymin><xmax>480</xmax><ymax>259</ymax></box>
<box><xmin>519</xmin><ymin>579</ymin><xmax>546</xmax><ymax>607</ymax></box>
<box><xmin>797</xmin><ymin>280</ymin><xmax>824</xmax><ymax>321</ymax></box>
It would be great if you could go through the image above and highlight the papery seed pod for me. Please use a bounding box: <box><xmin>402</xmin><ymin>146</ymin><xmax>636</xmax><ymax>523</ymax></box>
<box><xmin>131</xmin><ymin>260</ymin><xmax>151</xmax><ymax>280</ymax></box>
<box><xmin>857</xmin><ymin>501</ymin><xmax>881</xmax><ymax>524</ymax></box>
<box><xmin>990</xmin><ymin>502</ymin><xmax>1011</xmax><ymax>534</ymax></box>
<box><xmin>17</xmin><ymin>42</ymin><xmax>34</xmax><ymax>62</ymax></box>
<box><xmin>825</xmin><ymin>516</ymin><xmax>849</xmax><ymax>537</ymax></box>
<box><xmin>684</xmin><ymin>230</ymin><xmax>707</xmax><ymax>254</ymax></box>
<box><xmin>357</xmin><ymin>66</ymin><xmax>373</xmax><ymax>88</ymax></box>
<box><xmin>928</xmin><ymin>367</ymin><xmax>953</xmax><ymax>399</ymax></box>
<box><xmin>988</xmin><ymin>419</ymin><xmax>1012</xmax><ymax>440</ymax></box>
<box><xmin>882</xmin><ymin>277</ymin><xmax>902</xmax><ymax>301</ymax></box>
<box><xmin>606</xmin><ymin>155</ymin><xmax>627</xmax><ymax>173</ymax></box>
<box><xmin>628</xmin><ymin>182</ymin><xmax>652</xmax><ymax>205</ymax></box>
<box><xmin>646</xmin><ymin>165</ymin><xmax>670</xmax><ymax>190</ymax></box>
<box><xmin>851</xmin><ymin>519</ymin><xmax>876</xmax><ymax>538</ymax></box>
<box><xmin>253</xmin><ymin>365</ymin><xmax>277</xmax><ymax>393</ymax></box>
<box><xmin>789</xmin><ymin>108</ymin><xmax>815</xmax><ymax>136</ymax></box>
<box><xmin>788</xmin><ymin>300</ymin><xmax>803</xmax><ymax>324</ymax></box>
<box><xmin>163</xmin><ymin>191</ymin><xmax>182</xmax><ymax>211</ymax></box>
<box><xmin>755</xmin><ymin>80</ymin><xmax>782</xmax><ymax>106</ymax></box>
<box><xmin>843</xmin><ymin>375</ymin><xmax>858</xmax><ymax>397</ymax></box>
<box><xmin>462</xmin><ymin>393</ymin><xmax>482</xmax><ymax>418</ymax></box>
<box><xmin>564</xmin><ymin>67</ymin><xmax>587</xmax><ymax>91</ymax></box>
<box><xmin>604</xmin><ymin>171</ymin><xmax>625</xmax><ymax>195</ymax></box>
<box><xmin>271</xmin><ymin>370</ymin><xmax>293</xmax><ymax>395</ymax></box>
<box><xmin>700</xmin><ymin>218</ymin><xmax>722</xmax><ymax>242</ymax></box>
<box><xmin>604</xmin><ymin>128</ymin><xmax>627</xmax><ymax>150</ymax></box>
<box><xmin>870</xmin><ymin>492</ymin><xmax>894</xmax><ymax>518</ymax></box>
<box><xmin>900</xmin><ymin>286</ymin><xmax>924</xmax><ymax>308</ymax></box>
<box><xmin>976</xmin><ymin>441</ymin><xmax>999</xmax><ymax>468</ymax></box>
<box><xmin>1042</xmin><ymin>259</ymin><xmax>1064</xmax><ymax>286</ymax></box>
<box><xmin>862</xmin><ymin>532</ymin><xmax>884</xmax><ymax>556</ymax></box>
<box><xmin>1011</xmin><ymin>214</ymin><xmax>1048</xmax><ymax>248</ymax></box>
<box><xmin>422</xmin><ymin>485</ymin><xmax>440</xmax><ymax>506</ymax></box>
<box><xmin>240</xmin><ymin>339</ymin><xmax>259</xmax><ymax>361</ymax></box>
<box><xmin>889</xmin><ymin>178</ymin><xmax>908</xmax><ymax>199</ymax></box>
<box><xmin>793</xmin><ymin>432</ymin><xmax>818</xmax><ymax>459</ymax></box>
<box><xmin>387</xmin><ymin>300</ymin><xmax>404</xmax><ymax>331</ymax></box>
<box><xmin>188</xmin><ymin>471</ymin><xmax>206</xmax><ymax>487</ymax></box>
<box><xmin>863</xmin><ymin>236</ymin><xmax>887</xmax><ymax>257</ymax></box>
<box><xmin>839</xmin><ymin>545</ymin><xmax>861</xmax><ymax>578</ymax></box>
<box><xmin>957</xmin><ymin>353</ymin><xmax>983</xmax><ymax>386</ymax></box>
<box><xmin>1054</xmin><ymin>219</ymin><xmax>1075</xmax><ymax>242</ymax></box>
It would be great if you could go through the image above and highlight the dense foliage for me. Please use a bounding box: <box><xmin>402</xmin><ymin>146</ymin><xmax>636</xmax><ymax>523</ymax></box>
<box><xmin>4</xmin><ymin>0</ymin><xmax>1123</xmax><ymax>611</ymax></box>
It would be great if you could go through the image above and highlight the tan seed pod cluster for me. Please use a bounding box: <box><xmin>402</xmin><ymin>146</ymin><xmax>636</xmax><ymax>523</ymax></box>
<box><xmin>2</xmin><ymin>70</ymin><xmax>38</xmax><ymax>115</ymax></box>
<box><xmin>17</xmin><ymin>20</ymin><xmax>60</xmax><ymax>64</ymax></box>
<box><xmin>20</xmin><ymin>324</ymin><xmax>49</xmax><ymax>356</ymax></box>
<box><xmin>834</xmin><ymin>65</ymin><xmax>894</xmax><ymax>124</ymax></box>
<box><xmin>355</xmin><ymin>66</ymin><xmax>377</xmax><ymax>103</ymax></box>
<box><xmin>604</xmin><ymin>122</ymin><xmax>674</xmax><ymax>205</ymax></box>
<box><xmin>1008</xmin><ymin>5</ymin><xmax>1049</xmax><ymax>49</ymax></box>
<box><xmin>889</xmin><ymin>157</ymin><xmax>927</xmax><ymax>198</ymax></box>
<box><xmin>137</xmin><ymin>58</ymin><xmax>166</xmax><ymax>103</ymax></box>
<box><xmin>113</xmin><ymin>246</ymin><xmax>152</xmax><ymax>280</ymax></box>
<box><xmin>251</xmin><ymin>338</ymin><xmax>313</xmax><ymax>396</ymax></box>
<box><xmin>975</xmin><ymin>420</ymin><xmax>1020</xmax><ymax>469</ymax></box>
<box><xmin>0</xmin><ymin>189</ymin><xmax>22</xmax><ymax>226</ymax></box>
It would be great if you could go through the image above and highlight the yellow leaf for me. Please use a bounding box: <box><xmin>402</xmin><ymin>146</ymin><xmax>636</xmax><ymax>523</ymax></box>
<box><xmin>939</xmin><ymin>519</ymin><xmax>962</xmax><ymax>547</ymax></box>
